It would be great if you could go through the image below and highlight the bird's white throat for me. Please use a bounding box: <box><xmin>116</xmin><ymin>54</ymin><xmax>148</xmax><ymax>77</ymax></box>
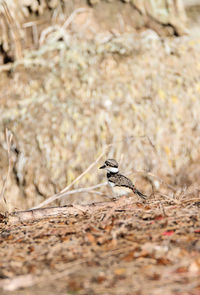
<box><xmin>107</xmin><ymin>167</ymin><xmax>119</xmax><ymax>173</ymax></box>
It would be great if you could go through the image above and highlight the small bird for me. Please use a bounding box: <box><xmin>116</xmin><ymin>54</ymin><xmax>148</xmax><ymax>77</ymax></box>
<box><xmin>99</xmin><ymin>159</ymin><xmax>147</xmax><ymax>199</ymax></box>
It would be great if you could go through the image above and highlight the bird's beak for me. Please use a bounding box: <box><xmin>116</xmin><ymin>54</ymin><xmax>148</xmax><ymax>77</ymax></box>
<box><xmin>99</xmin><ymin>164</ymin><xmax>106</xmax><ymax>169</ymax></box>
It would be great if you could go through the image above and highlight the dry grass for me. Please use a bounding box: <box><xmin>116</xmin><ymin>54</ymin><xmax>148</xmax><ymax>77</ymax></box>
<box><xmin>0</xmin><ymin>1</ymin><xmax>199</xmax><ymax>212</ymax></box>
<box><xmin>1</xmin><ymin>27</ymin><xmax>200</xmax><ymax>210</ymax></box>
<box><xmin>0</xmin><ymin>129</ymin><xmax>13</xmax><ymax>208</ymax></box>
<box><xmin>0</xmin><ymin>0</ymin><xmax>187</xmax><ymax>62</ymax></box>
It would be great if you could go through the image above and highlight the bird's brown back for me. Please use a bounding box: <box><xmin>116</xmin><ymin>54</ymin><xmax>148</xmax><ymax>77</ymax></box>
<box><xmin>107</xmin><ymin>172</ymin><xmax>134</xmax><ymax>189</ymax></box>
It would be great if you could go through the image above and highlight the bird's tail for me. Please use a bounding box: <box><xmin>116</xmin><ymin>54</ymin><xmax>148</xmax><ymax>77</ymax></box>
<box><xmin>132</xmin><ymin>187</ymin><xmax>147</xmax><ymax>199</ymax></box>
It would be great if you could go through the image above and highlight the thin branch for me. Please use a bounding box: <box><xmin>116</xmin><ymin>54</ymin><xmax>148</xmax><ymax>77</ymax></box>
<box><xmin>0</xmin><ymin>128</ymin><xmax>13</xmax><ymax>205</ymax></box>
<box><xmin>127</xmin><ymin>170</ymin><xmax>176</xmax><ymax>192</ymax></box>
<box><xmin>58</xmin><ymin>182</ymin><xmax>108</xmax><ymax>197</ymax></box>
<box><xmin>0</xmin><ymin>63</ymin><xmax>13</xmax><ymax>72</ymax></box>
<box><xmin>39</xmin><ymin>8</ymin><xmax>88</xmax><ymax>45</ymax></box>
<box><xmin>9</xmin><ymin>200</ymin><xmax>118</xmax><ymax>224</ymax></box>
<box><xmin>2</xmin><ymin>1</ymin><xmax>23</xmax><ymax>59</ymax></box>
<box><xmin>30</xmin><ymin>137</ymin><xmax>155</xmax><ymax>210</ymax></box>
<box><xmin>62</xmin><ymin>7</ymin><xmax>89</xmax><ymax>30</ymax></box>
<box><xmin>30</xmin><ymin>149</ymin><xmax>107</xmax><ymax>210</ymax></box>
<box><xmin>146</xmin><ymin>172</ymin><xmax>177</xmax><ymax>191</ymax></box>
<box><xmin>31</xmin><ymin>182</ymin><xmax>107</xmax><ymax>210</ymax></box>
<box><xmin>62</xmin><ymin>150</ymin><xmax>106</xmax><ymax>193</ymax></box>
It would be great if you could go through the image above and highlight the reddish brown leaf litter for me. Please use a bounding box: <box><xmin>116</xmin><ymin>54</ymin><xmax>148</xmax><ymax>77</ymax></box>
<box><xmin>0</xmin><ymin>194</ymin><xmax>200</xmax><ymax>295</ymax></box>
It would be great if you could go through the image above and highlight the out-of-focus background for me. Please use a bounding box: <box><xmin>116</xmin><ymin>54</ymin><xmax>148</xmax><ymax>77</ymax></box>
<box><xmin>0</xmin><ymin>0</ymin><xmax>200</xmax><ymax>211</ymax></box>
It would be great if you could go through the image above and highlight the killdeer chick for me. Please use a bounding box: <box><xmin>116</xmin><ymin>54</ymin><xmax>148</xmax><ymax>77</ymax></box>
<box><xmin>99</xmin><ymin>159</ymin><xmax>147</xmax><ymax>199</ymax></box>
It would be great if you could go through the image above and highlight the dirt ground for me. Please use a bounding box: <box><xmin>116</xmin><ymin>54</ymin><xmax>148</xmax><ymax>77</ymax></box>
<box><xmin>0</xmin><ymin>193</ymin><xmax>200</xmax><ymax>295</ymax></box>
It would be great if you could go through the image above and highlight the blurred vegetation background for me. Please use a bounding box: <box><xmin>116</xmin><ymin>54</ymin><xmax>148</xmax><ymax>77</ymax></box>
<box><xmin>0</xmin><ymin>0</ymin><xmax>200</xmax><ymax>211</ymax></box>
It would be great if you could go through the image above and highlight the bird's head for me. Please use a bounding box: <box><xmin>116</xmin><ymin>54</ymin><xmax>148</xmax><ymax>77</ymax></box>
<box><xmin>99</xmin><ymin>159</ymin><xmax>119</xmax><ymax>173</ymax></box>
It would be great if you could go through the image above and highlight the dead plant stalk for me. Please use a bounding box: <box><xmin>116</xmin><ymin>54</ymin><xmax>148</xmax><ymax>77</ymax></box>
<box><xmin>30</xmin><ymin>149</ymin><xmax>107</xmax><ymax>210</ymax></box>
<box><xmin>0</xmin><ymin>129</ymin><xmax>13</xmax><ymax>205</ymax></box>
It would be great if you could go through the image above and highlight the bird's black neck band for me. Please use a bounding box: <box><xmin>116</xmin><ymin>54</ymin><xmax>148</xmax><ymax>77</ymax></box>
<box><xmin>107</xmin><ymin>171</ymin><xmax>118</xmax><ymax>177</ymax></box>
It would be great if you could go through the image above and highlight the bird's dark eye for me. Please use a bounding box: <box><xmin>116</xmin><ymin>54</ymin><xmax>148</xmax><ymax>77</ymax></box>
<box><xmin>105</xmin><ymin>161</ymin><xmax>108</xmax><ymax>166</ymax></box>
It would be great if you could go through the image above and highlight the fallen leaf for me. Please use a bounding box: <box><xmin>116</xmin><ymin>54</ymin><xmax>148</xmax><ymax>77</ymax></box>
<box><xmin>148</xmin><ymin>272</ymin><xmax>160</xmax><ymax>280</ymax></box>
<box><xmin>154</xmin><ymin>215</ymin><xmax>164</xmax><ymax>221</ymax></box>
<box><xmin>175</xmin><ymin>266</ymin><xmax>188</xmax><ymax>273</ymax></box>
<box><xmin>122</xmin><ymin>251</ymin><xmax>135</xmax><ymax>262</ymax></box>
<box><xmin>96</xmin><ymin>275</ymin><xmax>106</xmax><ymax>284</ymax></box>
<box><xmin>86</xmin><ymin>233</ymin><xmax>96</xmax><ymax>244</ymax></box>
<box><xmin>136</xmin><ymin>202</ymin><xmax>144</xmax><ymax>208</ymax></box>
<box><xmin>162</xmin><ymin>231</ymin><xmax>174</xmax><ymax>236</ymax></box>
<box><xmin>68</xmin><ymin>279</ymin><xmax>82</xmax><ymax>292</ymax></box>
<box><xmin>114</xmin><ymin>268</ymin><xmax>126</xmax><ymax>275</ymax></box>
<box><xmin>194</xmin><ymin>229</ymin><xmax>200</xmax><ymax>233</ymax></box>
<box><xmin>157</xmin><ymin>258</ymin><xmax>171</xmax><ymax>265</ymax></box>
<box><xmin>142</xmin><ymin>213</ymin><xmax>154</xmax><ymax>220</ymax></box>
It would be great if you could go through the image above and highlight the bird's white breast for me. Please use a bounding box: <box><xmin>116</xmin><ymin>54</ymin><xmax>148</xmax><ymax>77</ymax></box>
<box><xmin>108</xmin><ymin>181</ymin><xmax>115</xmax><ymax>187</ymax></box>
<box><xmin>108</xmin><ymin>183</ymin><xmax>132</xmax><ymax>197</ymax></box>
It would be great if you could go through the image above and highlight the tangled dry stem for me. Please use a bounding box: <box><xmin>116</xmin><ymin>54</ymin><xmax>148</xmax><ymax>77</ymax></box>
<box><xmin>0</xmin><ymin>128</ymin><xmax>13</xmax><ymax>206</ymax></box>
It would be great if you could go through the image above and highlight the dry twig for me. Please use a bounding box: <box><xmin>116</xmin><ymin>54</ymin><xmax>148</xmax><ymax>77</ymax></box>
<box><xmin>30</xmin><ymin>149</ymin><xmax>107</xmax><ymax>210</ymax></box>
<box><xmin>1</xmin><ymin>1</ymin><xmax>22</xmax><ymax>59</ymax></box>
<box><xmin>30</xmin><ymin>137</ymin><xmax>155</xmax><ymax>211</ymax></box>
<box><xmin>9</xmin><ymin>200</ymin><xmax>117</xmax><ymax>224</ymax></box>
<box><xmin>0</xmin><ymin>128</ymin><xmax>13</xmax><ymax>205</ymax></box>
